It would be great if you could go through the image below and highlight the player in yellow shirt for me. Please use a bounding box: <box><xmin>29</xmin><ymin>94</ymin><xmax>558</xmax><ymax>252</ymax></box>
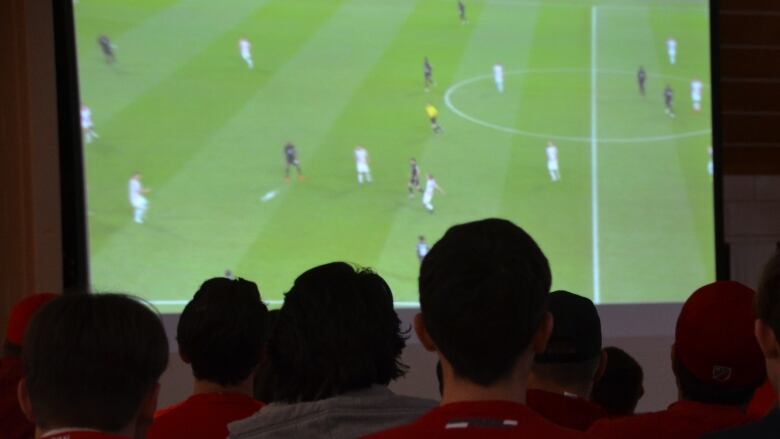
<box><xmin>425</xmin><ymin>103</ymin><xmax>443</xmax><ymax>133</ymax></box>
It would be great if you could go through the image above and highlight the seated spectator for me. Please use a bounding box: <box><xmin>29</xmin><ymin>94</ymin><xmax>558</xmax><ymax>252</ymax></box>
<box><xmin>149</xmin><ymin>277</ymin><xmax>269</xmax><ymax>439</ymax></box>
<box><xmin>228</xmin><ymin>262</ymin><xmax>436</xmax><ymax>439</ymax></box>
<box><xmin>253</xmin><ymin>309</ymin><xmax>280</xmax><ymax>404</ymax></box>
<box><xmin>0</xmin><ymin>293</ymin><xmax>57</xmax><ymax>439</ymax></box>
<box><xmin>17</xmin><ymin>293</ymin><xmax>168</xmax><ymax>439</ymax></box>
<box><xmin>705</xmin><ymin>252</ymin><xmax>780</xmax><ymax>438</ymax></box>
<box><xmin>588</xmin><ymin>281</ymin><xmax>764</xmax><ymax>439</ymax></box>
<box><xmin>366</xmin><ymin>218</ymin><xmax>588</xmax><ymax>438</ymax></box>
<box><xmin>527</xmin><ymin>290</ymin><xmax>608</xmax><ymax>430</ymax></box>
<box><xmin>591</xmin><ymin>346</ymin><xmax>645</xmax><ymax>416</ymax></box>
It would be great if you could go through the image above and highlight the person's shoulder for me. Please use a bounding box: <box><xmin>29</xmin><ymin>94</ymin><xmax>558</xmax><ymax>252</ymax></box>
<box><xmin>587</xmin><ymin>410</ymin><xmax>666</xmax><ymax>438</ymax></box>
<box><xmin>703</xmin><ymin>409</ymin><xmax>780</xmax><ymax>439</ymax></box>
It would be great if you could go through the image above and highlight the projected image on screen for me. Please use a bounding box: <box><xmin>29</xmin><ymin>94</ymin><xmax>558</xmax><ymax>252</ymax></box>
<box><xmin>74</xmin><ymin>0</ymin><xmax>715</xmax><ymax>311</ymax></box>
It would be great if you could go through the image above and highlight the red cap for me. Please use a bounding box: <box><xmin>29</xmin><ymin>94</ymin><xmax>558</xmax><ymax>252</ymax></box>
<box><xmin>675</xmin><ymin>281</ymin><xmax>765</xmax><ymax>389</ymax></box>
<box><xmin>5</xmin><ymin>293</ymin><xmax>58</xmax><ymax>346</ymax></box>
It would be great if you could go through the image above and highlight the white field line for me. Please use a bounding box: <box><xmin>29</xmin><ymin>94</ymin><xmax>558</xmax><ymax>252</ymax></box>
<box><xmin>591</xmin><ymin>6</ymin><xmax>601</xmax><ymax>304</ymax></box>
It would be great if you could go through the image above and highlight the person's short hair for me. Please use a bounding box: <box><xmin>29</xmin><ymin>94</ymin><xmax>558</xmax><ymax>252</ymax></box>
<box><xmin>177</xmin><ymin>277</ymin><xmax>269</xmax><ymax>386</ymax></box>
<box><xmin>674</xmin><ymin>281</ymin><xmax>765</xmax><ymax>406</ymax></box>
<box><xmin>420</xmin><ymin>218</ymin><xmax>551</xmax><ymax>386</ymax></box>
<box><xmin>756</xmin><ymin>251</ymin><xmax>780</xmax><ymax>339</ymax></box>
<box><xmin>269</xmin><ymin>262</ymin><xmax>407</xmax><ymax>402</ymax></box>
<box><xmin>591</xmin><ymin>347</ymin><xmax>644</xmax><ymax>416</ymax></box>
<box><xmin>23</xmin><ymin>293</ymin><xmax>168</xmax><ymax>432</ymax></box>
<box><xmin>253</xmin><ymin>309</ymin><xmax>281</xmax><ymax>403</ymax></box>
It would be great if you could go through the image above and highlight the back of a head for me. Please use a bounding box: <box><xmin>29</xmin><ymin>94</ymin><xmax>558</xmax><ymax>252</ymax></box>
<box><xmin>269</xmin><ymin>262</ymin><xmax>407</xmax><ymax>402</ymax></box>
<box><xmin>419</xmin><ymin>218</ymin><xmax>551</xmax><ymax>386</ymax></box>
<box><xmin>674</xmin><ymin>281</ymin><xmax>765</xmax><ymax>405</ymax></box>
<box><xmin>532</xmin><ymin>290</ymin><xmax>603</xmax><ymax>389</ymax></box>
<box><xmin>23</xmin><ymin>293</ymin><xmax>168</xmax><ymax>432</ymax></box>
<box><xmin>177</xmin><ymin>277</ymin><xmax>268</xmax><ymax>387</ymax></box>
<box><xmin>756</xmin><ymin>252</ymin><xmax>780</xmax><ymax>345</ymax></box>
<box><xmin>591</xmin><ymin>347</ymin><xmax>644</xmax><ymax>416</ymax></box>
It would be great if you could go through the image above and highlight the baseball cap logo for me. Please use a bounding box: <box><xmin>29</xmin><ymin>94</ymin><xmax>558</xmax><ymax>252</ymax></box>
<box><xmin>712</xmin><ymin>365</ymin><xmax>732</xmax><ymax>382</ymax></box>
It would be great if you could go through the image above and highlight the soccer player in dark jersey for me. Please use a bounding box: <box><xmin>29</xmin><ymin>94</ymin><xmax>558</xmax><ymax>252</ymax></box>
<box><xmin>458</xmin><ymin>1</ymin><xmax>468</xmax><ymax>24</ymax></box>
<box><xmin>664</xmin><ymin>84</ymin><xmax>675</xmax><ymax>118</ymax></box>
<box><xmin>408</xmin><ymin>158</ymin><xmax>421</xmax><ymax>196</ymax></box>
<box><xmin>423</xmin><ymin>57</ymin><xmax>434</xmax><ymax>91</ymax></box>
<box><xmin>283</xmin><ymin>142</ymin><xmax>303</xmax><ymax>182</ymax></box>
<box><xmin>637</xmin><ymin>66</ymin><xmax>646</xmax><ymax>96</ymax></box>
<box><xmin>98</xmin><ymin>35</ymin><xmax>115</xmax><ymax>65</ymax></box>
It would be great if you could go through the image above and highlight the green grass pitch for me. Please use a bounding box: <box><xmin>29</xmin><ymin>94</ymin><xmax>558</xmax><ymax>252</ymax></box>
<box><xmin>75</xmin><ymin>0</ymin><xmax>715</xmax><ymax>311</ymax></box>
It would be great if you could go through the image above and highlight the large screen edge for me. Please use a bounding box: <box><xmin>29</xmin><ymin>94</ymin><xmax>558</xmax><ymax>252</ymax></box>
<box><xmin>54</xmin><ymin>0</ymin><xmax>726</xmax><ymax>316</ymax></box>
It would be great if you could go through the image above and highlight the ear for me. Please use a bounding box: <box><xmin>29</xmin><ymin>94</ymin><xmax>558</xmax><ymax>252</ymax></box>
<box><xmin>530</xmin><ymin>312</ymin><xmax>554</xmax><ymax>354</ymax></box>
<box><xmin>414</xmin><ymin>313</ymin><xmax>436</xmax><ymax>352</ymax></box>
<box><xmin>755</xmin><ymin>319</ymin><xmax>780</xmax><ymax>360</ymax></box>
<box><xmin>17</xmin><ymin>378</ymin><xmax>34</xmax><ymax>422</ymax></box>
<box><xmin>593</xmin><ymin>349</ymin><xmax>608</xmax><ymax>383</ymax></box>
<box><xmin>177</xmin><ymin>344</ymin><xmax>191</xmax><ymax>365</ymax></box>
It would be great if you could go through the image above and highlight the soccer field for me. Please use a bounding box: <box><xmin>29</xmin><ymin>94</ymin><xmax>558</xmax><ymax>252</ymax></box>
<box><xmin>75</xmin><ymin>0</ymin><xmax>715</xmax><ymax>311</ymax></box>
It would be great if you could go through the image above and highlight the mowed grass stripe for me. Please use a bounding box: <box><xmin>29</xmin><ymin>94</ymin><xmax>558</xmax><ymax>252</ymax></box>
<box><xmin>240</xmin><ymin>0</ymin><xmax>491</xmax><ymax>298</ymax></box>
<box><xmin>91</xmin><ymin>0</ymin><xmax>418</xmax><ymax>305</ymax></box>
<box><xmin>597</xmin><ymin>7</ymin><xmax>710</xmax><ymax>302</ymax></box>
<box><xmin>77</xmin><ymin>0</ymin><xmax>271</xmax><ymax>127</ymax></box>
<box><xmin>647</xmin><ymin>7</ymin><xmax>715</xmax><ymax>283</ymax></box>
<box><xmin>499</xmin><ymin>3</ymin><xmax>592</xmax><ymax>297</ymax></box>
<box><xmin>229</xmin><ymin>0</ymin><xmax>434</xmax><ymax>299</ymax></box>
<box><xmin>366</xmin><ymin>1</ymin><xmax>542</xmax><ymax>299</ymax></box>
<box><xmin>86</xmin><ymin>0</ymin><xmax>346</xmax><ymax>256</ymax></box>
<box><xmin>74</xmin><ymin>0</ymin><xmax>179</xmax><ymax>54</ymax></box>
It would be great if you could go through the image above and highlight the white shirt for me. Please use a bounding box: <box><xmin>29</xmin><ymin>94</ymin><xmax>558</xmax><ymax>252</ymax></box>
<box><xmin>129</xmin><ymin>178</ymin><xmax>143</xmax><ymax>201</ymax></box>
<box><xmin>667</xmin><ymin>39</ymin><xmax>677</xmax><ymax>51</ymax></box>
<box><xmin>493</xmin><ymin>64</ymin><xmax>504</xmax><ymax>80</ymax></box>
<box><xmin>239</xmin><ymin>39</ymin><xmax>251</xmax><ymax>53</ymax></box>
<box><xmin>417</xmin><ymin>242</ymin><xmax>429</xmax><ymax>258</ymax></box>
<box><xmin>691</xmin><ymin>80</ymin><xmax>703</xmax><ymax>95</ymax></box>
<box><xmin>424</xmin><ymin>178</ymin><xmax>436</xmax><ymax>196</ymax></box>
<box><xmin>80</xmin><ymin>107</ymin><xmax>92</xmax><ymax>127</ymax></box>
<box><xmin>546</xmin><ymin>145</ymin><xmax>558</xmax><ymax>162</ymax></box>
<box><xmin>354</xmin><ymin>148</ymin><xmax>368</xmax><ymax>165</ymax></box>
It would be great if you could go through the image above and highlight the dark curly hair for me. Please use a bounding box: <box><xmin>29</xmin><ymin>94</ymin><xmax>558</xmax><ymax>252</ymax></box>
<box><xmin>269</xmin><ymin>262</ymin><xmax>408</xmax><ymax>402</ymax></box>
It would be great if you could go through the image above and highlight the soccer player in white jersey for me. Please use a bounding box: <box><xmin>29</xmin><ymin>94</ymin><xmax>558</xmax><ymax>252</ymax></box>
<box><xmin>239</xmin><ymin>37</ymin><xmax>253</xmax><ymax>69</ymax></box>
<box><xmin>80</xmin><ymin>104</ymin><xmax>98</xmax><ymax>144</ymax></box>
<box><xmin>707</xmin><ymin>145</ymin><xmax>714</xmax><ymax>177</ymax></box>
<box><xmin>493</xmin><ymin>62</ymin><xmax>504</xmax><ymax>93</ymax></box>
<box><xmin>667</xmin><ymin>37</ymin><xmax>677</xmax><ymax>65</ymax></box>
<box><xmin>422</xmin><ymin>174</ymin><xmax>445</xmax><ymax>213</ymax></box>
<box><xmin>691</xmin><ymin>78</ymin><xmax>704</xmax><ymax>112</ymax></box>
<box><xmin>128</xmin><ymin>172</ymin><xmax>150</xmax><ymax>224</ymax></box>
<box><xmin>354</xmin><ymin>145</ymin><xmax>372</xmax><ymax>184</ymax></box>
<box><xmin>417</xmin><ymin>235</ymin><xmax>429</xmax><ymax>262</ymax></box>
<box><xmin>546</xmin><ymin>141</ymin><xmax>560</xmax><ymax>182</ymax></box>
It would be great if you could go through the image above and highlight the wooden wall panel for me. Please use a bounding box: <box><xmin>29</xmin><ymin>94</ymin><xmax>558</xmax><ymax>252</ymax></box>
<box><xmin>0</xmin><ymin>0</ymin><xmax>36</xmax><ymax>336</ymax></box>
<box><xmin>719</xmin><ymin>2</ymin><xmax>780</xmax><ymax>175</ymax></box>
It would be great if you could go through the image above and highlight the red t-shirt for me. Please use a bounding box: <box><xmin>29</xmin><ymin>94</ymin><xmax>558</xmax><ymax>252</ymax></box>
<box><xmin>363</xmin><ymin>400</ymin><xmax>589</xmax><ymax>438</ymax></box>
<box><xmin>41</xmin><ymin>431</ymin><xmax>127</xmax><ymax>439</ymax></box>
<box><xmin>747</xmin><ymin>380</ymin><xmax>777</xmax><ymax>420</ymax></box>
<box><xmin>587</xmin><ymin>400</ymin><xmax>752</xmax><ymax>439</ymax></box>
<box><xmin>148</xmin><ymin>392</ymin><xmax>264</xmax><ymax>439</ymax></box>
<box><xmin>527</xmin><ymin>388</ymin><xmax>608</xmax><ymax>431</ymax></box>
<box><xmin>0</xmin><ymin>356</ymin><xmax>34</xmax><ymax>439</ymax></box>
